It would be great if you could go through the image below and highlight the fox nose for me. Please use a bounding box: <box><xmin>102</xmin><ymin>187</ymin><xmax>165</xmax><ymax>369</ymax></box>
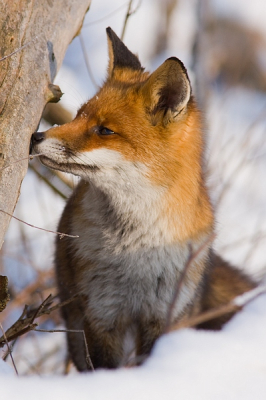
<box><xmin>30</xmin><ymin>131</ymin><xmax>45</xmax><ymax>154</ymax></box>
<box><xmin>32</xmin><ymin>131</ymin><xmax>45</xmax><ymax>143</ymax></box>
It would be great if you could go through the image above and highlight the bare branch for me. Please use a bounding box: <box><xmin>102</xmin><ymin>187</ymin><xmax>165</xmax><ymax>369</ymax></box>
<box><xmin>0</xmin><ymin>294</ymin><xmax>78</xmax><ymax>347</ymax></box>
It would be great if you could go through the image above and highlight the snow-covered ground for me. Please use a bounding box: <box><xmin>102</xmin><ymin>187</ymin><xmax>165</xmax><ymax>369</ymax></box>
<box><xmin>1</xmin><ymin>0</ymin><xmax>266</xmax><ymax>397</ymax></box>
<box><xmin>1</xmin><ymin>294</ymin><xmax>266</xmax><ymax>399</ymax></box>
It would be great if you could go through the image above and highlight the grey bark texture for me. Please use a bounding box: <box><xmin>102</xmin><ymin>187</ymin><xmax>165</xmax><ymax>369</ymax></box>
<box><xmin>0</xmin><ymin>0</ymin><xmax>91</xmax><ymax>249</ymax></box>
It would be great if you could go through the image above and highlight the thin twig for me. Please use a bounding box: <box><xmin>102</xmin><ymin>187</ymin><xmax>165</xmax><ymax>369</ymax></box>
<box><xmin>171</xmin><ymin>285</ymin><xmax>266</xmax><ymax>331</ymax></box>
<box><xmin>34</xmin><ymin>328</ymin><xmax>94</xmax><ymax>371</ymax></box>
<box><xmin>2</xmin><ymin>339</ymin><xmax>18</xmax><ymax>362</ymax></box>
<box><xmin>29</xmin><ymin>163</ymin><xmax>68</xmax><ymax>199</ymax></box>
<box><xmin>43</xmin><ymin>295</ymin><xmax>78</xmax><ymax>315</ymax></box>
<box><xmin>30</xmin><ymin>294</ymin><xmax>53</xmax><ymax>324</ymax></box>
<box><xmin>0</xmin><ymin>322</ymin><xmax>18</xmax><ymax>375</ymax></box>
<box><xmin>85</xmin><ymin>2</ymin><xmax>128</xmax><ymax>26</ymax></box>
<box><xmin>164</xmin><ymin>233</ymin><xmax>216</xmax><ymax>333</ymax></box>
<box><xmin>0</xmin><ymin>210</ymin><xmax>79</xmax><ymax>239</ymax></box>
<box><xmin>19</xmin><ymin>305</ymin><xmax>30</xmax><ymax>321</ymax></box>
<box><xmin>0</xmin><ymin>154</ymin><xmax>44</xmax><ymax>171</ymax></box>
<box><xmin>0</xmin><ymin>38</ymin><xmax>37</xmax><ymax>62</ymax></box>
<box><xmin>79</xmin><ymin>33</ymin><xmax>99</xmax><ymax>90</ymax></box>
<box><xmin>121</xmin><ymin>0</ymin><xmax>142</xmax><ymax>41</ymax></box>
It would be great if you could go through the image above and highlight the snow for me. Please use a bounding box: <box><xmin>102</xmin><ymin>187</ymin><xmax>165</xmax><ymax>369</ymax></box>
<box><xmin>1</xmin><ymin>0</ymin><xmax>266</xmax><ymax>397</ymax></box>
<box><xmin>0</xmin><ymin>359</ymin><xmax>14</xmax><ymax>375</ymax></box>
<box><xmin>1</xmin><ymin>294</ymin><xmax>266</xmax><ymax>399</ymax></box>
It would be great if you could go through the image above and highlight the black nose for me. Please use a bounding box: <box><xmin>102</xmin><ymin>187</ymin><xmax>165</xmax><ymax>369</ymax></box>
<box><xmin>30</xmin><ymin>131</ymin><xmax>45</xmax><ymax>154</ymax></box>
<box><xmin>32</xmin><ymin>131</ymin><xmax>45</xmax><ymax>143</ymax></box>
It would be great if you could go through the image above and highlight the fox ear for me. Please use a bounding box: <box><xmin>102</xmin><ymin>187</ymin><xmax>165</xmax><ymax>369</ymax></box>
<box><xmin>142</xmin><ymin>57</ymin><xmax>191</xmax><ymax>125</ymax></box>
<box><xmin>106</xmin><ymin>27</ymin><xmax>143</xmax><ymax>76</ymax></box>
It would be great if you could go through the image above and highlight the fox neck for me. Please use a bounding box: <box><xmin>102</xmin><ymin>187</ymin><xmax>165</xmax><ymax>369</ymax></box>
<box><xmin>81</xmin><ymin>173</ymin><xmax>167</xmax><ymax>248</ymax></box>
<box><xmin>80</xmin><ymin>161</ymin><xmax>213</xmax><ymax>250</ymax></box>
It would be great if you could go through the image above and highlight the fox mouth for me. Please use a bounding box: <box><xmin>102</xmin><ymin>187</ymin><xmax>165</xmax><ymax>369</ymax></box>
<box><xmin>39</xmin><ymin>155</ymin><xmax>100</xmax><ymax>175</ymax></box>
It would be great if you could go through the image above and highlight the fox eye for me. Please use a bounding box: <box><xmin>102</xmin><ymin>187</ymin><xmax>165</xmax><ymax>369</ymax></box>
<box><xmin>99</xmin><ymin>126</ymin><xmax>115</xmax><ymax>136</ymax></box>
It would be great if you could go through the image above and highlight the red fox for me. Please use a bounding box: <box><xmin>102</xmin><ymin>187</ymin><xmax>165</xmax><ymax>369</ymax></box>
<box><xmin>31</xmin><ymin>28</ymin><xmax>255</xmax><ymax>370</ymax></box>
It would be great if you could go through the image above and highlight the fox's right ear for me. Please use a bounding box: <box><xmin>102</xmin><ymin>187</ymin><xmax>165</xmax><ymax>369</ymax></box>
<box><xmin>106</xmin><ymin>27</ymin><xmax>143</xmax><ymax>77</ymax></box>
<box><xmin>142</xmin><ymin>57</ymin><xmax>191</xmax><ymax>126</ymax></box>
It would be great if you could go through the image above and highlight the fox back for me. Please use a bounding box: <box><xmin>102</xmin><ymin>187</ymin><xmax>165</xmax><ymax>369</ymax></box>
<box><xmin>31</xmin><ymin>28</ymin><xmax>254</xmax><ymax>370</ymax></box>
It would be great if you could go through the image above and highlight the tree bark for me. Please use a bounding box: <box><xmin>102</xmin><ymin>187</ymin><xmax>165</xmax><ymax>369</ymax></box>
<box><xmin>0</xmin><ymin>0</ymin><xmax>91</xmax><ymax>248</ymax></box>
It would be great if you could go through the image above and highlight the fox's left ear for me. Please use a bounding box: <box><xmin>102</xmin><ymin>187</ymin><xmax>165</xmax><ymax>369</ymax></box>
<box><xmin>106</xmin><ymin>27</ymin><xmax>143</xmax><ymax>76</ymax></box>
<box><xmin>141</xmin><ymin>57</ymin><xmax>191</xmax><ymax>125</ymax></box>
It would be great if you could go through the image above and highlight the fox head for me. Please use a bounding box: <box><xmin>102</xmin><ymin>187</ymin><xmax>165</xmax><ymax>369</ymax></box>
<box><xmin>31</xmin><ymin>27</ymin><xmax>202</xmax><ymax>195</ymax></box>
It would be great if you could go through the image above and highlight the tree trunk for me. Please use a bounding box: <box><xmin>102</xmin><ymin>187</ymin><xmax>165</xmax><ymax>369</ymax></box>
<box><xmin>0</xmin><ymin>0</ymin><xmax>91</xmax><ymax>248</ymax></box>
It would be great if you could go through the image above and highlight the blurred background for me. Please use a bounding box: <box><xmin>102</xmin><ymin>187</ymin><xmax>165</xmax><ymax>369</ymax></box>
<box><xmin>1</xmin><ymin>0</ymin><xmax>266</xmax><ymax>375</ymax></box>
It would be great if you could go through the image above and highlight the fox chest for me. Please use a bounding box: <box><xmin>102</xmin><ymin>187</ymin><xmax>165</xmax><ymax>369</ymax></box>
<box><xmin>66</xmin><ymin>185</ymin><xmax>201</xmax><ymax>325</ymax></box>
<box><xmin>70</xmin><ymin>217</ymin><xmax>197</xmax><ymax>325</ymax></box>
<box><xmin>76</xmin><ymin>247</ymin><xmax>193</xmax><ymax>324</ymax></box>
